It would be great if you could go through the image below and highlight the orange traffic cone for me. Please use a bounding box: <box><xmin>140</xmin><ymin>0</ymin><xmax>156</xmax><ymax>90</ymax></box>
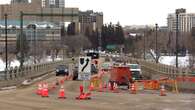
<box><xmin>113</xmin><ymin>82</ymin><xmax>119</xmax><ymax>93</ymax></box>
<box><xmin>98</xmin><ymin>83</ymin><xmax>103</xmax><ymax>92</ymax></box>
<box><xmin>108</xmin><ymin>82</ymin><xmax>112</xmax><ymax>90</ymax></box>
<box><xmin>76</xmin><ymin>85</ymin><xmax>91</xmax><ymax>100</ymax></box>
<box><xmin>58</xmin><ymin>85</ymin><xmax>66</xmax><ymax>99</ymax></box>
<box><xmin>51</xmin><ymin>82</ymin><xmax>57</xmax><ymax>90</ymax></box>
<box><xmin>160</xmin><ymin>85</ymin><xmax>166</xmax><ymax>96</ymax></box>
<box><xmin>130</xmin><ymin>83</ymin><xmax>136</xmax><ymax>94</ymax></box>
<box><xmin>103</xmin><ymin>82</ymin><xmax>107</xmax><ymax>92</ymax></box>
<box><xmin>41</xmin><ymin>83</ymin><xmax>49</xmax><ymax>97</ymax></box>
<box><xmin>89</xmin><ymin>83</ymin><xmax>94</xmax><ymax>91</ymax></box>
<box><xmin>64</xmin><ymin>75</ymin><xmax>68</xmax><ymax>80</ymax></box>
<box><xmin>60</xmin><ymin>79</ymin><xmax>64</xmax><ymax>85</ymax></box>
<box><xmin>36</xmin><ymin>83</ymin><xmax>42</xmax><ymax>95</ymax></box>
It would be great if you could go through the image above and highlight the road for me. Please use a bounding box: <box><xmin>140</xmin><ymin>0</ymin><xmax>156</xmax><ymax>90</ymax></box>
<box><xmin>0</xmin><ymin>75</ymin><xmax>194</xmax><ymax>110</ymax></box>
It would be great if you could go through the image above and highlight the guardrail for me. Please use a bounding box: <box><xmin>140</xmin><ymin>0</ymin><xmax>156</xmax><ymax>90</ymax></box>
<box><xmin>0</xmin><ymin>59</ymin><xmax>71</xmax><ymax>88</ymax></box>
<box><xmin>126</xmin><ymin>57</ymin><xmax>190</xmax><ymax>78</ymax></box>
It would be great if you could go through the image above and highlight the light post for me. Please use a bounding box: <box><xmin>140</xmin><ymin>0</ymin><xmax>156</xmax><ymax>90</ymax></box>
<box><xmin>155</xmin><ymin>23</ymin><xmax>158</xmax><ymax>63</ymax></box>
<box><xmin>98</xmin><ymin>29</ymin><xmax>102</xmax><ymax>52</ymax></box>
<box><xmin>4</xmin><ymin>14</ymin><xmax>8</xmax><ymax>70</ymax></box>
<box><xmin>32</xmin><ymin>25</ymin><xmax>36</xmax><ymax>64</ymax></box>
<box><xmin>175</xmin><ymin>8</ymin><xmax>186</xmax><ymax>68</ymax></box>
<box><xmin>176</xmin><ymin>10</ymin><xmax>179</xmax><ymax>68</ymax></box>
<box><xmin>144</xmin><ymin>31</ymin><xmax>146</xmax><ymax>60</ymax></box>
<box><xmin>52</xmin><ymin>31</ymin><xmax>55</xmax><ymax>61</ymax></box>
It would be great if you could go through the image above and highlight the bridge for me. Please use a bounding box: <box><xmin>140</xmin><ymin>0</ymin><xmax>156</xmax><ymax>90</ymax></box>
<box><xmin>0</xmin><ymin>56</ymin><xmax>194</xmax><ymax>110</ymax></box>
<box><xmin>0</xmin><ymin>56</ymin><xmax>193</xmax><ymax>89</ymax></box>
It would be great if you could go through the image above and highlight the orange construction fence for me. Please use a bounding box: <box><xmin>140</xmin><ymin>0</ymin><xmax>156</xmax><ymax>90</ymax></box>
<box><xmin>135</xmin><ymin>79</ymin><xmax>178</xmax><ymax>91</ymax></box>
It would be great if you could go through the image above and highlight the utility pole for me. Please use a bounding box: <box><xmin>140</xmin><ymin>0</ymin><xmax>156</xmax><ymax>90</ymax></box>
<box><xmin>155</xmin><ymin>23</ymin><xmax>158</xmax><ymax>63</ymax></box>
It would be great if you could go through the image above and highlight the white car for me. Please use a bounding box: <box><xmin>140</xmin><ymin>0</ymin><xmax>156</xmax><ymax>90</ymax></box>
<box><xmin>126</xmin><ymin>63</ymin><xmax>142</xmax><ymax>80</ymax></box>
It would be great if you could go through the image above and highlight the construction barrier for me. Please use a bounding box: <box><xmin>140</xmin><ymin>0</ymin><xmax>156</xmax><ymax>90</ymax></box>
<box><xmin>176</xmin><ymin>76</ymin><xmax>195</xmax><ymax>83</ymax></box>
<box><xmin>133</xmin><ymin>79</ymin><xmax>179</xmax><ymax>93</ymax></box>
<box><xmin>135</xmin><ymin>80</ymin><xmax>160</xmax><ymax>90</ymax></box>
<box><xmin>90</xmin><ymin>77</ymin><xmax>101</xmax><ymax>90</ymax></box>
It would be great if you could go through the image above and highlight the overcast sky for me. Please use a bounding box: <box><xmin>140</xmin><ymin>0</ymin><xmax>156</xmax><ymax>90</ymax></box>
<box><xmin>1</xmin><ymin>0</ymin><xmax>195</xmax><ymax>26</ymax></box>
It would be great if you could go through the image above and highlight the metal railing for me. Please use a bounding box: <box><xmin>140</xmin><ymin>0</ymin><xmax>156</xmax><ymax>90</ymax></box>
<box><xmin>127</xmin><ymin>57</ymin><xmax>190</xmax><ymax>78</ymax></box>
<box><xmin>0</xmin><ymin>59</ymin><xmax>71</xmax><ymax>88</ymax></box>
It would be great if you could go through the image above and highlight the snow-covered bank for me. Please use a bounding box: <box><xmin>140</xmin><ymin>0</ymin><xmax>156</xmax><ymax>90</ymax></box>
<box><xmin>0</xmin><ymin>56</ymin><xmax>63</xmax><ymax>71</ymax></box>
<box><xmin>159</xmin><ymin>56</ymin><xmax>189</xmax><ymax>67</ymax></box>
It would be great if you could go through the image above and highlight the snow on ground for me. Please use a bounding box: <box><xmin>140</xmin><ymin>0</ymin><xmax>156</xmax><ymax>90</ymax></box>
<box><xmin>0</xmin><ymin>56</ymin><xmax>63</xmax><ymax>71</ymax></box>
<box><xmin>0</xmin><ymin>60</ymin><xmax>5</xmax><ymax>71</ymax></box>
<box><xmin>159</xmin><ymin>55</ymin><xmax>189</xmax><ymax>67</ymax></box>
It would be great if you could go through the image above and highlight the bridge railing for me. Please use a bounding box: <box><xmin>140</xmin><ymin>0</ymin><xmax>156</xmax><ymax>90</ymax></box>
<box><xmin>127</xmin><ymin>57</ymin><xmax>191</xmax><ymax>78</ymax></box>
<box><xmin>0</xmin><ymin>59</ymin><xmax>70</xmax><ymax>87</ymax></box>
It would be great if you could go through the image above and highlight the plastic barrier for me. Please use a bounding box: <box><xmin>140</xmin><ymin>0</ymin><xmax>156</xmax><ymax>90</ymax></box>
<box><xmin>137</xmin><ymin>80</ymin><xmax>160</xmax><ymax>90</ymax></box>
<box><xmin>90</xmin><ymin>78</ymin><xmax>101</xmax><ymax>90</ymax></box>
<box><xmin>176</xmin><ymin>76</ymin><xmax>195</xmax><ymax>83</ymax></box>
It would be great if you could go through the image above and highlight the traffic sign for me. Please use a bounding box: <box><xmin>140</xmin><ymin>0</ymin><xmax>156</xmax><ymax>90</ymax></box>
<box><xmin>78</xmin><ymin>56</ymin><xmax>91</xmax><ymax>80</ymax></box>
<box><xmin>79</xmin><ymin>57</ymin><xmax>91</xmax><ymax>73</ymax></box>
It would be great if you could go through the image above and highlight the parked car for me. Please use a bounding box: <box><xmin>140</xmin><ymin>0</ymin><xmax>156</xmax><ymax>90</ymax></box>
<box><xmin>56</xmin><ymin>65</ymin><xmax>68</xmax><ymax>76</ymax></box>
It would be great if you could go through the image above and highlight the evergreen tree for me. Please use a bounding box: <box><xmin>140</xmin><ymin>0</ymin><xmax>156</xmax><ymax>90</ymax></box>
<box><xmin>115</xmin><ymin>22</ymin><xmax>125</xmax><ymax>45</ymax></box>
<box><xmin>101</xmin><ymin>22</ymin><xmax>125</xmax><ymax>51</ymax></box>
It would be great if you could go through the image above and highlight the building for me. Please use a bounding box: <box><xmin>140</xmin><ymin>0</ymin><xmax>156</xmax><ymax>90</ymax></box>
<box><xmin>167</xmin><ymin>9</ymin><xmax>195</xmax><ymax>32</ymax></box>
<box><xmin>0</xmin><ymin>1</ymin><xmax>103</xmax><ymax>34</ymax></box>
<box><xmin>43</xmin><ymin>0</ymin><xmax>65</xmax><ymax>8</ymax></box>
<box><xmin>11</xmin><ymin>0</ymin><xmax>29</xmax><ymax>4</ymax></box>
<box><xmin>0</xmin><ymin>0</ymin><xmax>79</xmax><ymax>32</ymax></box>
<box><xmin>79</xmin><ymin>10</ymin><xmax>103</xmax><ymax>33</ymax></box>
<box><xmin>0</xmin><ymin>22</ymin><xmax>62</xmax><ymax>53</ymax></box>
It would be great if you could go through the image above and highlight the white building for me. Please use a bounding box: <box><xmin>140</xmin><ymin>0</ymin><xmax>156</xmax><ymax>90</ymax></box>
<box><xmin>168</xmin><ymin>11</ymin><xmax>195</xmax><ymax>32</ymax></box>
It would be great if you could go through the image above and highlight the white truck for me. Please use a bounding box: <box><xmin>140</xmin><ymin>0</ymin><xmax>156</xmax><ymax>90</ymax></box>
<box><xmin>126</xmin><ymin>63</ymin><xmax>142</xmax><ymax>80</ymax></box>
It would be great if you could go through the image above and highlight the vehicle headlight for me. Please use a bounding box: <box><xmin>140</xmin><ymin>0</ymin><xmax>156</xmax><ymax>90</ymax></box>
<box><xmin>56</xmin><ymin>69</ymin><xmax>59</xmax><ymax>72</ymax></box>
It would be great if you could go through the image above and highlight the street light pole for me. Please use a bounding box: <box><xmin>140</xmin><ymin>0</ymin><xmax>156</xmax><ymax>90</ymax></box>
<box><xmin>98</xmin><ymin>29</ymin><xmax>102</xmax><ymax>51</ymax></box>
<box><xmin>176</xmin><ymin>10</ymin><xmax>179</xmax><ymax>68</ymax></box>
<box><xmin>33</xmin><ymin>25</ymin><xmax>36</xmax><ymax>64</ymax></box>
<box><xmin>52</xmin><ymin>31</ymin><xmax>54</xmax><ymax>62</ymax></box>
<box><xmin>144</xmin><ymin>31</ymin><xmax>146</xmax><ymax>60</ymax></box>
<box><xmin>155</xmin><ymin>23</ymin><xmax>158</xmax><ymax>63</ymax></box>
<box><xmin>4</xmin><ymin>14</ymin><xmax>8</xmax><ymax>70</ymax></box>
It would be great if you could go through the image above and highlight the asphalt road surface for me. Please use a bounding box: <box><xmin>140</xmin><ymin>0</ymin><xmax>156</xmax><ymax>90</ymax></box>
<box><xmin>0</xmin><ymin>76</ymin><xmax>195</xmax><ymax>110</ymax></box>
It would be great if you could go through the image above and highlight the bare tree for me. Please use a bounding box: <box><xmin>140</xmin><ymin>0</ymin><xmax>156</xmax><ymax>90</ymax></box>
<box><xmin>66</xmin><ymin>34</ymin><xmax>91</xmax><ymax>56</ymax></box>
<box><xmin>186</xmin><ymin>32</ymin><xmax>195</xmax><ymax>69</ymax></box>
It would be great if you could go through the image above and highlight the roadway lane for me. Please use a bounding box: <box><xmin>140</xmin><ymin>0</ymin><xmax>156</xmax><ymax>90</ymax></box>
<box><xmin>0</xmin><ymin>75</ymin><xmax>195</xmax><ymax>110</ymax></box>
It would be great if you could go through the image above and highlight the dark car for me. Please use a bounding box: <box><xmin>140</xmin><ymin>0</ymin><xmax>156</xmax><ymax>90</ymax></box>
<box><xmin>56</xmin><ymin>65</ymin><xmax>68</xmax><ymax>76</ymax></box>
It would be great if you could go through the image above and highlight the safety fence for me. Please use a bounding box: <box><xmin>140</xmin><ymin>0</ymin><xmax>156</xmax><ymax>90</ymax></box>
<box><xmin>0</xmin><ymin>59</ymin><xmax>71</xmax><ymax>88</ymax></box>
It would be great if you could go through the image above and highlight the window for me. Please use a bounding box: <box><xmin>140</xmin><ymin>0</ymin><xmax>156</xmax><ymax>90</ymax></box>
<box><xmin>42</xmin><ymin>0</ymin><xmax>46</xmax><ymax>7</ymax></box>
<box><xmin>50</xmin><ymin>0</ymin><xmax>55</xmax><ymax>5</ymax></box>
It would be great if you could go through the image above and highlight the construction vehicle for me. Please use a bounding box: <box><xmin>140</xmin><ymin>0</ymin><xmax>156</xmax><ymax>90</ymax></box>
<box><xmin>109</xmin><ymin>66</ymin><xmax>132</xmax><ymax>88</ymax></box>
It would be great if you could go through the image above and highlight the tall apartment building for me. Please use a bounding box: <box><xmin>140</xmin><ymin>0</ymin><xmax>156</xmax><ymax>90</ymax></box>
<box><xmin>79</xmin><ymin>10</ymin><xmax>103</xmax><ymax>33</ymax></box>
<box><xmin>167</xmin><ymin>9</ymin><xmax>195</xmax><ymax>32</ymax></box>
<box><xmin>42</xmin><ymin>0</ymin><xmax>65</xmax><ymax>8</ymax></box>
